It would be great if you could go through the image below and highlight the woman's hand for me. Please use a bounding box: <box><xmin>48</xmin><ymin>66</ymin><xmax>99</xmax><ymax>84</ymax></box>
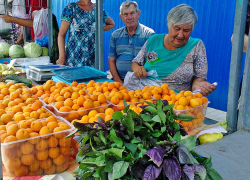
<box><xmin>56</xmin><ymin>57</ymin><xmax>65</xmax><ymax>65</ymax></box>
<box><xmin>0</xmin><ymin>15</ymin><xmax>13</xmax><ymax>23</ymax></box>
<box><xmin>192</xmin><ymin>78</ymin><xmax>216</xmax><ymax>96</ymax></box>
<box><xmin>134</xmin><ymin>66</ymin><xmax>147</xmax><ymax>78</ymax></box>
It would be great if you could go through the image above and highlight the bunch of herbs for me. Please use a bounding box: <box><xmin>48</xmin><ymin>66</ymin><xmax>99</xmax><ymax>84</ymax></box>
<box><xmin>69</xmin><ymin>100</ymin><xmax>222</xmax><ymax>180</ymax></box>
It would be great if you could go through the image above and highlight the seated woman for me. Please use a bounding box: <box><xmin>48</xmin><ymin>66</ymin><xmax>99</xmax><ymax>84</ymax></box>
<box><xmin>131</xmin><ymin>4</ymin><xmax>216</xmax><ymax>96</ymax></box>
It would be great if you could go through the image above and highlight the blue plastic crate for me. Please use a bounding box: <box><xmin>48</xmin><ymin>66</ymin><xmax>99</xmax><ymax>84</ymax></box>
<box><xmin>0</xmin><ymin>59</ymin><xmax>11</xmax><ymax>64</ymax></box>
<box><xmin>52</xmin><ymin>75</ymin><xmax>114</xmax><ymax>84</ymax></box>
<box><xmin>52</xmin><ymin>66</ymin><xmax>108</xmax><ymax>81</ymax></box>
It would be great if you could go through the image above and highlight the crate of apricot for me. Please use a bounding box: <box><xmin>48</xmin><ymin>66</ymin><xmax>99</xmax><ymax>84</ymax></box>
<box><xmin>0</xmin><ymin>116</ymin><xmax>74</xmax><ymax>177</ymax></box>
<box><xmin>167</xmin><ymin>90</ymin><xmax>209</xmax><ymax>132</ymax></box>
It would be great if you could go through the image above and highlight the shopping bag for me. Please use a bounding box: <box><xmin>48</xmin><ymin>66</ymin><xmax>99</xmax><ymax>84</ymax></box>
<box><xmin>124</xmin><ymin>70</ymin><xmax>162</xmax><ymax>91</ymax></box>
<box><xmin>12</xmin><ymin>0</ymin><xmax>30</xmax><ymax>19</ymax></box>
<box><xmin>33</xmin><ymin>8</ymin><xmax>48</xmax><ymax>40</ymax></box>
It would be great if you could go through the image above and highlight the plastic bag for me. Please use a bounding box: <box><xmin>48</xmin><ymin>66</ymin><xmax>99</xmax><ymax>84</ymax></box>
<box><xmin>35</xmin><ymin>35</ymin><xmax>48</xmax><ymax>47</ymax></box>
<box><xmin>199</xmin><ymin>133</ymin><xmax>223</xmax><ymax>144</ymax></box>
<box><xmin>123</xmin><ymin>70</ymin><xmax>162</xmax><ymax>91</ymax></box>
<box><xmin>12</xmin><ymin>0</ymin><xmax>30</xmax><ymax>19</ymax></box>
<box><xmin>197</xmin><ymin>125</ymin><xmax>227</xmax><ymax>144</ymax></box>
<box><xmin>0</xmin><ymin>18</ymin><xmax>12</xmax><ymax>40</ymax></box>
<box><xmin>33</xmin><ymin>8</ymin><xmax>48</xmax><ymax>40</ymax></box>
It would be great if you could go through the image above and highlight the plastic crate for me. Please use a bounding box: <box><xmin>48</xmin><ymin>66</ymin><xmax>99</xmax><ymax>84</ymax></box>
<box><xmin>174</xmin><ymin>102</ymin><xmax>210</xmax><ymax>132</ymax></box>
<box><xmin>1</xmin><ymin>116</ymin><xmax>75</xmax><ymax>177</ymax></box>
<box><xmin>0</xmin><ymin>58</ymin><xmax>11</xmax><ymax>64</ymax></box>
<box><xmin>52</xmin><ymin>66</ymin><xmax>108</xmax><ymax>81</ymax></box>
<box><xmin>38</xmin><ymin>97</ymin><xmax>55</xmax><ymax>113</ymax></box>
<box><xmin>51</xmin><ymin>101</ymin><xmax>111</xmax><ymax>122</ymax></box>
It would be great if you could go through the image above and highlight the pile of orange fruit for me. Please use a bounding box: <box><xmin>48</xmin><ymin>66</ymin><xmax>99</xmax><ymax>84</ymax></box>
<box><xmin>1</xmin><ymin>116</ymin><xmax>72</xmax><ymax>176</ymax></box>
<box><xmin>27</xmin><ymin>80</ymin><xmax>210</xmax><ymax>132</ymax></box>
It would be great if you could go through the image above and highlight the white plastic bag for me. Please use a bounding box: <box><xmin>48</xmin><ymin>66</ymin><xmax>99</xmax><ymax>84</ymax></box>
<box><xmin>33</xmin><ymin>8</ymin><xmax>48</xmax><ymax>40</ymax></box>
<box><xmin>124</xmin><ymin>70</ymin><xmax>162</xmax><ymax>91</ymax></box>
<box><xmin>12</xmin><ymin>0</ymin><xmax>29</xmax><ymax>19</ymax></box>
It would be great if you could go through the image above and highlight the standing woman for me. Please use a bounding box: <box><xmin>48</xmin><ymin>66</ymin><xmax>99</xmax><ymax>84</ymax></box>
<box><xmin>57</xmin><ymin>0</ymin><xmax>115</xmax><ymax>67</ymax></box>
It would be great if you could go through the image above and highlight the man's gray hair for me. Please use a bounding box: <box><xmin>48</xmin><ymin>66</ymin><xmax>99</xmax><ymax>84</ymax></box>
<box><xmin>120</xmin><ymin>1</ymin><xmax>139</xmax><ymax>14</ymax></box>
<box><xmin>167</xmin><ymin>4</ymin><xmax>198</xmax><ymax>30</ymax></box>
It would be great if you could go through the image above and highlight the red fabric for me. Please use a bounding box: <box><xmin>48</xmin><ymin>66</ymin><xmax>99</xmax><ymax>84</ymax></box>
<box><xmin>25</xmin><ymin>0</ymin><xmax>48</xmax><ymax>41</ymax></box>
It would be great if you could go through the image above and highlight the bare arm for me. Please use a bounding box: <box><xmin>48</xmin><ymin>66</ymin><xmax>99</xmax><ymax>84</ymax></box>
<box><xmin>108</xmin><ymin>58</ymin><xmax>123</xmax><ymax>83</ymax></box>
<box><xmin>56</xmin><ymin>21</ymin><xmax>70</xmax><ymax>65</ymax></box>
<box><xmin>131</xmin><ymin>62</ymin><xmax>147</xmax><ymax>78</ymax></box>
<box><xmin>103</xmin><ymin>17</ymin><xmax>115</xmax><ymax>31</ymax></box>
<box><xmin>231</xmin><ymin>34</ymin><xmax>249</xmax><ymax>53</ymax></box>
<box><xmin>0</xmin><ymin>15</ymin><xmax>33</xmax><ymax>27</ymax></box>
<box><xmin>192</xmin><ymin>77</ymin><xmax>216</xmax><ymax>96</ymax></box>
<box><xmin>16</xmin><ymin>27</ymin><xmax>24</xmax><ymax>45</ymax></box>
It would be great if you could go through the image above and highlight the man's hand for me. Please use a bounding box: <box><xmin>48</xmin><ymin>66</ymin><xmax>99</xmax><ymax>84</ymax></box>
<box><xmin>192</xmin><ymin>81</ymin><xmax>216</xmax><ymax>96</ymax></box>
<box><xmin>134</xmin><ymin>66</ymin><xmax>147</xmax><ymax>78</ymax></box>
<box><xmin>56</xmin><ymin>57</ymin><xmax>65</xmax><ymax>65</ymax></box>
<box><xmin>0</xmin><ymin>15</ymin><xmax>13</xmax><ymax>23</ymax></box>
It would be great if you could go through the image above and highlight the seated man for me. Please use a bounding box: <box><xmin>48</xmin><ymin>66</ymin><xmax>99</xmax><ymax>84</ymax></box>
<box><xmin>108</xmin><ymin>1</ymin><xmax>154</xmax><ymax>84</ymax></box>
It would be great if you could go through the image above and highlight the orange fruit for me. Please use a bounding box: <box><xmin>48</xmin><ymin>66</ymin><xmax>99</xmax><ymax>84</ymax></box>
<box><xmin>184</xmin><ymin>91</ymin><xmax>193</xmax><ymax>97</ymax></box>
<box><xmin>20</xmin><ymin>142</ymin><xmax>34</xmax><ymax>154</ymax></box>
<box><xmin>31</xmin><ymin>121</ymin><xmax>43</xmax><ymax>132</ymax></box>
<box><xmin>83</xmin><ymin>99</ymin><xmax>94</xmax><ymax>109</ymax></box>
<box><xmin>31</xmin><ymin>102</ymin><xmax>42</xmax><ymax>111</ymax></box>
<box><xmin>48</xmin><ymin>136</ymin><xmax>58</xmax><ymax>148</ymax></box>
<box><xmin>179</xmin><ymin>97</ymin><xmax>188</xmax><ymax>106</ymax></box>
<box><xmin>5</xmin><ymin>157</ymin><xmax>21</xmax><ymax>171</ymax></box>
<box><xmin>105</xmin><ymin>115</ymin><xmax>112</xmax><ymax>122</ymax></box>
<box><xmin>14</xmin><ymin>114</ymin><xmax>25</xmax><ymax>122</ymax></box>
<box><xmin>64</xmin><ymin>99</ymin><xmax>74</xmax><ymax>107</ymax></box>
<box><xmin>60</xmin><ymin>146</ymin><xmax>70</xmax><ymax>156</ymax></box>
<box><xmin>88</xmin><ymin>110</ymin><xmax>98</xmax><ymax>118</ymax></box>
<box><xmin>53</xmin><ymin>127</ymin><xmax>64</xmax><ymax>138</ymax></box>
<box><xmin>4</xmin><ymin>135</ymin><xmax>18</xmax><ymax>148</ymax></box>
<box><xmin>59</xmin><ymin>137</ymin><xmax>71</xmax><ymax>147</ymax></box>
<box><xmin>44</xmin><ymin>164</ymin><xmax>56</xmax><ymax>174</ymax></box>
<box><xmin>201</xmin><ymin>97</ymin><xmax>208</xmax><ymax>104</ymax></box>
<box><xmin>49</xmin><ymin>147</ymin><xmax>60</xmax><ymax>159</ymax></box>
<box><xmin>59</xmin><ymin>123</ymin><xmax>70</xmax><ymax>130</ymax></box>
<box><xmin>29</xmin><ymin>159</ymin><xmax>40</xmax><ymax>172</ymax></box>
<box><xmin>1</xmin><ymin>114</ymin><xmax>12</xmax><ymax>124</ymax></box>
<box><xmin>46</xmin><ymin>116</ymin><xmax>57</xmax><ymax>123</ymax></box>
<box><xmin>28</xmin><ymin>132</ymin><xmax>41</xmax><ymax>144</ymax></box>
<box><xmin>56</xmin><ymin>163</ymin><xmax>68</xmax><ymax>173</ymax></box>
<box><xmin>53</xmin><ymin>154</ymin><xmax>65</xmax><ymax>165</ymax></box>
<box><xmin>0</xmin><ymin>133</ymin><xmax>8</xmax><ymax>143</ymax></box>
<box><xmin>35</xmin><ymin>139</ymin><xmax>48</xmax><ymax>151</ymax></box>
<box><xmin>190</xmin><ymin>99</ymin><xmax>200</xmax><ymax>108</ymax></box>
<box><xmin>39</xmin><ymin>126</ymin><xmax>52</xmax><ymax>137</ymax></box>
<box><xmin>98</xmin><ymin>94</ymin><xmax>106</xmax><ymax>104</ymax></box>
<box><xmin>6</xmin><ymin>124</ymin><xmax>19</xmax><ymax>136</ymax></box>
<box><xmin>36</xmin><ymin>149</ymin><xmax>49</xmax><ymax>161</ymax></box>
<box><xmin>110</xmin><ymin>96</ymin><xmax>119</xmax><ymax>105</ymax></box>
<box><xmin>15</xmin><ymin>165</ymin><xmax>28</xmax><ymax>177</ymax></box>
<box><xmin>16</xmin><ymin>129</ymin><xmax>29</xmax><ymax>140</ymax></box>
<box><xmin>40</xmin><ymin>158</ymin><xmax>52</xmax><ymax>169</ymax></box>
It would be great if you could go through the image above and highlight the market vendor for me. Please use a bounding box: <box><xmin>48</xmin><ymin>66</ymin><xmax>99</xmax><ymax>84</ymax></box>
<box><xmin>56</xmin><ymin>0</ymin><xmax>115</xmax><ymax>67</ymax></box>
<box><xmin>131</xmin><ymin>4</ymin><xmax>216</xmax><ymax>96</ymax></box>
